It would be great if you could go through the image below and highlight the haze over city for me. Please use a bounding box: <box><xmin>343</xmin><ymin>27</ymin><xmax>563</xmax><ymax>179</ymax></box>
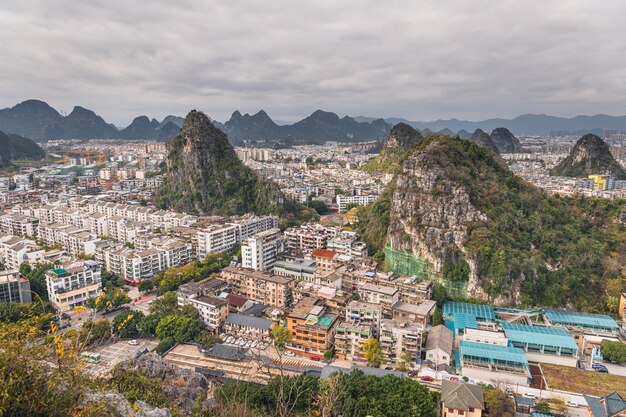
<box><xmin>2</xmin><ymin>0</ymin><xmax>626</xmax><ymax>125</ymax></box>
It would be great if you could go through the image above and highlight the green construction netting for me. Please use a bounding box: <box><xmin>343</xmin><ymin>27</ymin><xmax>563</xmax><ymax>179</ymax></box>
<box><xmin>384</xmin><ymin>245</ymin><xmax>468</xmax><ymax>299</ymax></box>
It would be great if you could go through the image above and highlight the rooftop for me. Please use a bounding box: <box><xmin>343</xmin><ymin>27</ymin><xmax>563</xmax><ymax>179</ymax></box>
<box><xmin>502</xmin><ymin>322</ymin><xmax>578</xmax><ymax>351</ymax></box>
<box><xmin>441</xmin><ymin>380</ymin><xmax>484</xmax><ymax>411</ymax></box>
<box><xmin>225</xmin><ymin>313</ymin><xmax>272</xmax><ymax>330</ymax></box>
<box><xmin>543</xmin><ymin>309</ymin><xmax>619</xmax><ymax>331</ymax></box>
<box><xmin>460</xmin><ymin>340</ymin><xmax>529</xmax><ymax>368</ymax></box>
<box><xmin>444</xmin><ymin>302</ymin><xmax>495</xmax><ymax>322</ymax></box>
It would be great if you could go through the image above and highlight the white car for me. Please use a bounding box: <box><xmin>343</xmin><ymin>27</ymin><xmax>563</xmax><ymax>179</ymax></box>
<box><xmin>567</xmin><ymin>401</ymin><xmax>579</xmax><ymax>408</ymax></box>
<box><xmin>245</xmin><ymin>341</ymin><xmax>253</xmax><ymax>348</ymax></box>
<box><xmin>259</xmin><ymin>342</ymin><xmax>267</xmax><ymax>350</ymax></box>
<box><xmin>128</xmin><ymin>339</ymin><xmax>139</xmax><ymax>346</ymax></box>
<box><xmin>227</xmin><ymin>336</ymin><xmax>235</xmax><ymax>344</ymax></box>
<box><xmin>523</xmin><ymin>393</ymin><xmax>537</xmax><ymax>400</ymax></box>
<box><xmin>251</xmin><ymin>341</ymin><xmax>258</xmax><ymax>348</ymax></box>
<box><xmin>284</xmin><ymin>351</ymin><xmax>295</xmax><ymax>357</ymax></box>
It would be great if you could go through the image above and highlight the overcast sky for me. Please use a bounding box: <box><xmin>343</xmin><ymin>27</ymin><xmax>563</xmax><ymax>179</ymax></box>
<box><xmin>1</xmin><ymin>0</ymin><xmax>626</xmax><ymax>126</ymax></box>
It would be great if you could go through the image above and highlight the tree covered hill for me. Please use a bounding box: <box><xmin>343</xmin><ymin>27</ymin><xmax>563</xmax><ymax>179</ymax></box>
<box><xmin>358</xmin><ymin>131</ymin><xmax>626</xmax><ymax>311</ymax></box>
<box><xmin>0</xmin><ymin>129</ymin><xmax>45</xmax><ymax>167</ymax></box>
<box><xmin>551</xmin><ymin>134</ymin><xmax>626</xmax><ymax>179</ymax></box>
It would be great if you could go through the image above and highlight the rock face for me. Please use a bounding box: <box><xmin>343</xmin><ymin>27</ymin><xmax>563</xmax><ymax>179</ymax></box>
<box><xmin>551</xmin><ymin>134</ymin><xmax>626</xmax><ymax>179</ymax></box>
<box><xmin>470</xmin><ymin>129</ymin><xmax>500</xmax><ymax>154</ymax></box>
<box><xmin>0</xmin><ymin>130</ymin><xmax>46</xmax><ymax>167</ymax></box>
<box><xmin>154</xmin><ymin>110</ymin><xmax>285</xmax><ymax>215</ymax></box>
<box><xmin>387</xmin><ymin>140</ymin><xmax>487</xmax><ymax>293</ymax></box>
<box><xmin>488</xmin><ymin>128</ymin><xmax>522</xmax><ymax>153</ymax></box>
<box><xmin>383</xmin><ymin>123</ymin><xmax>423</xmax><ymax>150</ymax></box>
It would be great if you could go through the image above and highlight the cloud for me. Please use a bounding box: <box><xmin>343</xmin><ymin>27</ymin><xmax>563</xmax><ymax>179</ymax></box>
<box><xmin>1</xmin><ymin>0</ymin><xmax>625</xmax><ymax>125</ymax></box>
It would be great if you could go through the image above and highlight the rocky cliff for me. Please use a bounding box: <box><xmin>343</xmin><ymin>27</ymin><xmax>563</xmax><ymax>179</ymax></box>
<box><xmin>469</xmin><ymin>128</ymin><xmax>499</xmax><ymax>154</ymax></box>
<box><xmin>361</xmin><ymin>123</ymin><xmax>422</xmax><ymax>173</ymax></box>
<box><xmin>359</xmin><ymin>130</ymin><xmax>625</xmax><ymax>308</ymax></box>
<box><xmin>551</xmin><ymin>134</ymin><xmax>626</xmax><ymax>179</ymax></box>
<box><xmin>154</xmin><ymin>110</ymin><xmax>286</xmax><ymax>215</ymax></box>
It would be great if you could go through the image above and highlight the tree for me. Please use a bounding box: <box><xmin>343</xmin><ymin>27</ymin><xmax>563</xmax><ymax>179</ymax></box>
<box><xmin>149</xmin><ymin>292</ymin><xmax>179</xmax><ymax>316</ymax></box>
<box><xmin>137</xmin><ymin>280</ymin><xmax>154</xmax><ymax>292</ymax></box>
<box><xmin>533</xmin><ymin>402</ymin><xmax>552</xmax><ymax>414</ymax></box>
<box><xmin>600</xmin><ymin>339</ymin><xmax>626</xmax><ymax>363</ymax></box>
<box><xmin>397</xmin><ymin>351</ymin><xmax>413</xmax><ymax>372</ymax></box>
<box><xmin>196</xmin><ymin>331</ymin><xmax>221</xmax><ymax>350</ymax></box>
<box><xmin>140</xmin><ymin>312</ymin><xmax>164</xmax><ymax>336</ymax></box>
<box><xmin>483</xmin><ymin>386</ymin><xmax>515</xmax><ymax>417</ymax></box>
<box><xmin>271</xmin><ymin>326</ymin><xmax>291</xmax><ymax>352</ymax></box>
<box><xmin>112</xmin><ymin>310</ymin><xmax>145</xmax><ymax>339</ymax></box>
<box><xmin>92</xmin><ymin>288</ymin><xmax>131</xmax><ymax>312</ymax></box>
<box><xmin>363</xmin><ymin>338</ymin><xmax>383</xmax><ymax>367</ymax></box>
<box><xmin>432</xmin><ymin>307</ymin><xmax>444</xmax><ymax>326</ymax></box>
<box><xmin>155</xmin><ymin>315</ymin><xmax>202</xmax><ymax>343</ymax></box>
<box><xmin>80</xmin><ymin>319</ymin><xmax>112</xmax><ymax>344</ymax></box>
<box><xmin>155</xmin><ymin>337</ymin><xmax>176</xmax><ymax>354</ymax></box>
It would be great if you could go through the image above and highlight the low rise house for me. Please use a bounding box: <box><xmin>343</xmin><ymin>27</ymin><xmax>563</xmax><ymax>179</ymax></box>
<box><xmin>425</xmin><ymin>324</ymin><xmax>453</xmax><ymax>367</ymax></box>
<box><xmin>189</xmin><ymin>295</ymin><xmax>229</xmax><ymax>330</ymax></box>
<box><xmin>287</xmin><ymin>297</ymin><xmax>339</xmax><ymax>357</ymax></box>
<box><xmin>441</xmin><ymin>380</ymin><xmax>484</xmax><ymax>417</ymax></box>
<box><xmin>224</xmin><ymin>313</ymin><xmax>273</xmax><ymax>342</ymax></box>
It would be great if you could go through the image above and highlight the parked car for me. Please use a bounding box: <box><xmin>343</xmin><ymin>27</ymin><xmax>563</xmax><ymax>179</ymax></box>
<box><xmin>128</xmin><ymin>339</ymin><xmax>139</xmax><ymax>346</ymax></box>
<box><xmin>567</xmin><ymin>401</ymin><xmax>579</xmax><ymax>408</ymax></box>
<box><xmin>284</xmin><ymin>351</ymin><xmax>295</xmax><ymax>357</ymax></box>
<box><xmin>310</xmin><ymin>355</ymin><xmax>321</xmax><ymax>361</ymax></box>
<box><xmin>596</xmin><ymin>368</ymin><xmax>609</xmax><ymax>373</ymax></box>
<box><xmin>251</xmin><ymin>341</ymin><xmax>258</xmax><ymax>348</ymax></box>
<box><xmin>449</xmin><ymin>377</ymin><xmax>459</xmax><ymax>382</ymax></box>
<box><xmin>420</xmin><ymin>376</ymin><xmax>434</xmax><ymax>382</ymax></box>
<box><xmin>245</xmin><ymin>341</ymin><xmax>252</xmax><ymax>348</ymax></box>
<box><xmin>523</xmin><ymin>393</ymin><xmax>537</xmax><ymax>400</ymax></box>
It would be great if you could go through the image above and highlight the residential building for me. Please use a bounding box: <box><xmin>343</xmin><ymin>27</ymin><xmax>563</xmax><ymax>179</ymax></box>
<box><xmin>345</xmin><ymin>301</ymin><xmax>382</xmax><ymax>334</ymax></box>
<box><xmin>224</xmin><ymin>313</ymin><xmax>274</xmax><ymax>342</ymax></box>
<box><xmin>0</xmin><ymin>270</ymin><xmax>31</xmax><ymax>303</ymax></box>
<box><xmin>177</xmin><ymin>279</ymin><xmax>228</xmax><ymax>306</ymax></box>
<box><xmin>425</xmin><ymin>324</ymin><xmax>453</xmax><ymax>367</ymax></box>
<box><xmin>336</xmin><ymin>194</ymin><xmax>377</xmax><ymax>212</ymax></box>
<box><xmin>189</xmin><ymin>295</ymin><xmax>229</xmax><ymax>330</ymax></box>
<box><xmin>45</xmin><ymin>260</ymin><xmax>102</xmax><ymax>312</ymax></box>
<box><xmin>358</xmin><ymin>282</ymin><xmax>399</xmax><ymax>317</ymax></box>
<box><xmin>287</xmin><ymin>297</ymin><xmax>339</xmax><ymax>356</ymax></box>
<box><xmin>311</xmin><ymin>248</ymin><xmax>336</xmax><ymax>274</ymax></box>
<box><xmin>392</xmin><ymin>300</ymin><xmax>436</xmax><ymax>327</ymax></box>
<box><xmin>441</xmin><ymin>380</ymin><xmax>484</xmax><ymax>417</ymax></box>
<box><xmin>334</xmin><ymin>321</ymin><xmax>372</xmax><ymax>361</ymax></box>
<box><xmin>379</xmin><ymin>319</ymin><xmax>423</xmax><ymax>363</ymax></box>
<box><xmin>221</xmin><ymin>266</ymin><xmax>295</xmax><ymax>308</ymax></box>
<box><xmin>241</xmin><ymin>228</ymin><xmax>282</xmax><ymax>272</ymax></box>
<box><xmin>197</xmin><ymin>224</ymin><xmax>238</xmax><ymax>260</ymax></box>
<box><xmin>274</xmin><ymin>258</ymin><xmax>317</xmax><ymax>283</ymax></box>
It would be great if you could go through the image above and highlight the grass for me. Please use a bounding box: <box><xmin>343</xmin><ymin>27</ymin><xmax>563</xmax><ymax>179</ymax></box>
<box><xmin>542</xmin><ymin>363</ymin><xmax>626</xmax><ymax>397</ymax></box>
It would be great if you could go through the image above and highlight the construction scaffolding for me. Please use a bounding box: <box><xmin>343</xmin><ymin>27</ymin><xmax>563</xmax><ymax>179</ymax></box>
<box><xmin>384</xmin><ymin>245</ymin><xmax>468</xmax><ymax>299</ymax></box>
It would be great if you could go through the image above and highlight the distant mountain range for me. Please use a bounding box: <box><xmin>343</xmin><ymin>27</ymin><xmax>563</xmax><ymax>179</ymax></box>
<box><xmin>354</xmin><ymin>114</ymin><xmax>626</xmax><ymax>136</ymax></box>
<box><xmin>3</xmin><ymin>99</ymin><xmax>626</xmax><ymax>142</ymax></box>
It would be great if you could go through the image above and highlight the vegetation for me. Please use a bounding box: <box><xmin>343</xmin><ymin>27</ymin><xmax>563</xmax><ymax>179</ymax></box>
<box><xmin>80</xmin><ymin>319</ymin><xmax>112</xmax><ymax>345</ymax></box>
<box><xmin>0</xmin><ymin>130</ymin><xmax>46</xmax><ymax>168</ymax></box>
<box><xmin>88</xmin><ymin>288</ymin><xmax>131</xmax><ymax>312</ymax></box>
<box><xmin>357</xmin><ymin>134</ymin><xmax>626</xmax><ymax>310</ymax></box>
<box><xmin>215</xmin><ymin>369</ymin><xmax>437</xmax><ymax>417</ymax></box>
<box><xmin>151</xmin><ymin>252</ymin><xmax>231</xmax><ymax>293</ymax></box>
<box><xmin>137</xmin><ymin>279</ymin><xmax>154</xmax><ymax>292</ymax></box>
<box><xmin>363</xmin><ymin>338</ymin><xmax>383</xmax><ymax>367</ymax></box>
<box><xmin>542</xmin><ymin>363</ymin><xmax>626</xmax><ymax>396</ymax></box>
<box><xmin>600</xmin><ymin>340</ymin><xmax>626</xmax><ymax>363</ymax></box>
<box><xmin>20</xmin><ymin>262</ymin><xmax>53</xmax><ymax>301</ymax></box>
<box><xmin>111</xmin><ymin>310</ymin><xmax>145</xmax><ymax>339</ymax></box>
<box><xmin>483</xmin><ymin>386</ymin><xmax>515</xmax><ymax>417</ymax></box>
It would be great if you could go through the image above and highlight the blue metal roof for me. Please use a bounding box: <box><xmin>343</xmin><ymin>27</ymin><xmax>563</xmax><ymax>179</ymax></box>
<box><xmin>501</xmin><ymin>322</ymin><xmax>579</xmax><ymax>351</ymax></box>
<box><xmin>454</xmin><ymin>313</ymin><xmax>478</xmax><ymax>332</ymax></box>
<box><xmin>443</xmin><ymin>301</ymin><xmax>495</xmax><ymax>322</ymax></box>
<box><xmin>460</xmin><ymin>340</ymin><xmax>529</xmax><ymax>367</ymax></box>
<box><xmin>543</xmin><ymin>309</ymin><xmax>619</xmax><ymax>330</ymax></box>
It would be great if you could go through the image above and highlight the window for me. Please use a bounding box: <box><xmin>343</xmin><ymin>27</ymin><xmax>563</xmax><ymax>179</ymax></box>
<box><xmin>458</xmin><ymin>411</ymin><xmax>464</xmax><ymax>416</ymax></box>
<box><xmin>469</xmin><ymin>408</ymin><xmax>474</xmax><ymax>413</ymax></box>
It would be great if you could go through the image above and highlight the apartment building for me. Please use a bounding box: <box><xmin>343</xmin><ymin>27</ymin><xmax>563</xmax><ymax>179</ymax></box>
<box><xmin>274</xmin><ymin>259</ymin><xmax>317</xmax><ymax>283</ymax></box>
<box><xmin>334</xmin><ymin>321</ymin><xmax>372</xmax><ymax>361</ymax></box>
<box><xmin>336</xmin><ymin>194</ymin><xmax>377</xmax><ymax>212</ymax></box>
<box><xmin>311</xmin><ymin>248</ymin><xmax>336</xmax><ymax>274</ymax></box>
<box><xmin>0</xmin><ymin>270</ymin><xmax>31</xmax><ymax>303</ymax></box>
<box><xmin>284</xmin><ymin>224</ymin><xmax>331</xmax><ymax>252</ymax></box>
<box><xmin>0</xmin><ymin>235</ymin><xmax>44</xmax><ymax>270</ymax></box>
<box><xmin>197</xmin><ymin>224</ymin><xmax>238</xmax><ymax>260</ymax></box>
<box><xmin>46</xmin><ymin>260</ymin><xmax>102</xmax><ymax>312</ymax></box>
<box><xmin>345</xmin><ymin>300</ymin><xmax>383</xmax><ymax>333</ymax></box>
<box><xmin>189</xmin><ymin>295</ymin><xmax>229</xmax><ymax>330</ymax></box>
<box><xmin>228</xmin><ymin>214</ymin><xmax>278</xmax><ymax>242</ymax></box>
<box><xmin>287</xmin><ymin>297</ymin><xmax>339</xmax><ymax>356</ymax></box>
<box><xmin>221</xmin><ymin>265</ymin><xmax>295</xmax><ymax>308</ymax></box>
<box><xmin>224</xmin><ymin>313</ymin><xmax>273</xmax><ymax>341</ymax></box>
<box><xmin>392</xmin><ymin>300</ymin><xmax>437</xmax><ymax>327</ymax></box>
<box><xmin>0</xmin><ymin>213</ymin><xmax>39</xmax><ymax>237</ymax></box>
<box><xmin>178</xmin><ymin>279</ymin><xmax>229</xmax><ymax>306</ymax></box>
<box><xmin>241</xmin><ymin>228</ymin><xmax>282</xmax><ymax>272</ymax></box>
<box><xmin>358</xmin><ymin>282</ymin><xmax>399</xmax><ymax>317</ymax></box>
<box><xmin>379</xmin><ymin>319</ymin><xmax>424</xmax><ymax>363</ymax></box>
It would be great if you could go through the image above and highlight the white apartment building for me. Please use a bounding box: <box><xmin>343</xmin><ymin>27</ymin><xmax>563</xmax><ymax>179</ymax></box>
<box><xmin>189</xmin><ymin>295</ymin><xmax>229</xmax><ymax>329</ymax></box>
<box><xmin>241</xmin><ymin>228</ymin><xmax>282</xmax><ymax>272</ymax></box>
<box><xmin>0</xmin><ymin>214</ymin><xmax>39</xmax><ymax>237</ymax></box>
<box><xmin>0</xmin><ymin>235</ymin><xmax>45</xmax><ymax>270</ymax></box>
<box><xmin>380</xmin><ymin>319</ymin><xmax>424</xmax><ymax>363</ymax></box>
<box><xmin>46</xmin><ymin>260</ymin><xmax>102</xmax><ymax>312</ymax></box>
<box><xmin>228</xmin><ymin>215</ymin><xmax>278</xmax><ymax>241</ymax></box>
<box><xmin>197</xmin><ymin>224</ymin><xmax>238</xmax><ymax>260</ymax></box>
<box><xmin>336</xmin><ymin>194</ymin><xmax>377</xmax><ymax>212</ymax></box>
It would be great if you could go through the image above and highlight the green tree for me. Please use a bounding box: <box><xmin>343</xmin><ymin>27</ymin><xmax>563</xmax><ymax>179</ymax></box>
<box><xmin>140</xmin><ymin>313</ymin><xmax>164</xmax><ymax>336</ymax></box>
<box><xmin>137</xmin><ymin>280</ymin><xmax>154</xmax><ymax>292</ymax></box>
<box><xmin>397</xmin><ymin>351</ymin><xmax>413</xmax><ymax>372</ymax></box>
<box><xmin>92</xmin><ymin>288</ymin><xmax>131</xmax><ymax>312</ymax></box>
<box><xmin>432</xmin><ymin>307</ymin><xmax>444</xmax><ymax>326</ymax></box>
<box><xmin>112</xmin><ymin>310</ymin><xmax>145</xmax><ymax>339</ymax></box>
<box><xmin>483</xmin><ymin>386</ymin><xmax>515</xmax><ymax>417</ymax></box>
<box><xmin>155</xmin><ymin>315</ymin><xmax>202</xmax><ymax>343</ymax></box>
<box><xmin>149</xmin><ymin>292</ymin><xmax>179</xmax><ymax>316</ymax></box>
<box><xmin>80</xmin><ymin>319</ymin><xmax>112</xmax><ymax>344</ymax></box>
<box><xmin>155</xmin><ymin>337</ymin><xmax>176</xmax><ymax>354</ymax></box>
<box><xmin>271</xmin><ymin>326</ymin><xmax>291</xmax><ymax>351</ymax></box>
<box><xmin>601</xmin><ymin>339</ymin><xmax>626</xmax><ymax>363</ymax></box>
<box><xmin>533</xmin><ymin>402</ymin><xmax>552</xmax><ymax>414</ymax></box>
<box><xmin>363</xmin><ymin>338</ymin><xmax>383</xmax><ymax>367</ymax></box>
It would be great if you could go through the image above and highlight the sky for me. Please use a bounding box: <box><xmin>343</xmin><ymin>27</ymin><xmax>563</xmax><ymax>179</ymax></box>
<box><xmin>1</xmin><ymin>0</ymin><xmax>626</xmax><ymax>126</ymax></box>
